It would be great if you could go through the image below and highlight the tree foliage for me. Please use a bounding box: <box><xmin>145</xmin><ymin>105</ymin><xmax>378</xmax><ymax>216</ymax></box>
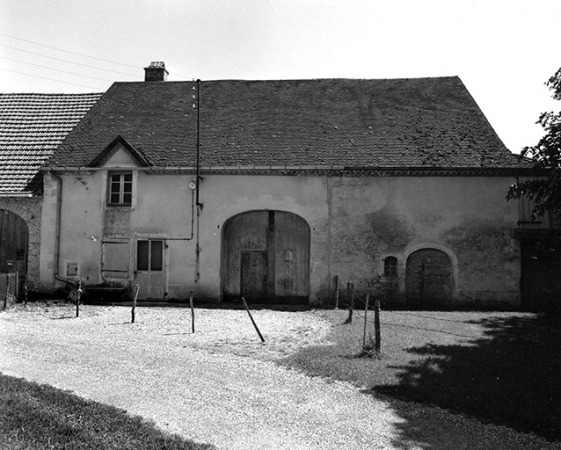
<box><xmin>507</xmin><ymin>68</ymin><xmax>561</xmax><ymax>219</ymax></box>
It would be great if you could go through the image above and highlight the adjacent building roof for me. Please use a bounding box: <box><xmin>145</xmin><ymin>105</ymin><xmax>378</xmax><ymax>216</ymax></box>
<box><xmin>51</xmin><ymin>76</ymin><xmax>522</xmax><ymax>171</ymax></box>
<box><xmin>0</xmin><ymin>93</ymin><xmax>102</xmax><ymax>195</ymax></box>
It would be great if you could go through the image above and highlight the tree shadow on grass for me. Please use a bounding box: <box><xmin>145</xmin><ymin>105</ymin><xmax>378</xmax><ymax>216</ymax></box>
<box><xmin>0</xmin><ymin>373</ymin><xmax>216</xmax><ymax>450</ymax></box>
<box><xmin>373</xmin><ymin>313</ymin><xmax>561</xmax><ymax>446</ymax></box>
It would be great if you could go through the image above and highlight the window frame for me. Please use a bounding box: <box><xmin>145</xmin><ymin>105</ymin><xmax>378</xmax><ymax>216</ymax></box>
<box><xmin>136</xmin><ymin>240</ymin><xmax>164</xmax><ymax>272</ymax></box>
<box><xmin>107</xmin><ymin>171</ymin><xmax>133</xmax><ymax>207</ymax></box>
<box><xmin>384</xmin><ymin>256</ymin><xmax>398</xmax><ymax>277</ymax></box>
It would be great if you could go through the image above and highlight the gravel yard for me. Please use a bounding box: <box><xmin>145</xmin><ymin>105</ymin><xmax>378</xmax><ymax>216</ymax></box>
<box><xmin>1</xmin><ymin>304</ymin><xmax>559</xmax><ymax>450</ymax></box>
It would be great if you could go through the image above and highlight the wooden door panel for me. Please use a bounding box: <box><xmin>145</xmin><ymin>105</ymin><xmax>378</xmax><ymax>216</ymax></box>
<box><xmin>273</xmin><ymin>211</ymin><xmax>310</xmax><ymax>298</ymax></box>
<box><xmin>241</xmin><ymin>251</ymin><xmax>267</xmax><ymax>299</ymax></box>
<box><xmin>0</xmin><ymin>210</ymin><xmax>28</xmax><ymax>275</ymax></box>
<box><xmin>406</xmin><ymin>249</ymin><xmax>452</xmax><ymax>306</ymax></box>
<box><xmin>222</xmin><ymin>212</ymin><xmax>268</xmax><ymax>300</ymax></box>
<box><xmin>135</xmin><ymin>240</ymin><xmax>165</xmax><ymax>300</ymax></box>
<box><xmin>222</xmin><ymin>210</ymin><xmax>310</xmax><ymax>304</ymax></box>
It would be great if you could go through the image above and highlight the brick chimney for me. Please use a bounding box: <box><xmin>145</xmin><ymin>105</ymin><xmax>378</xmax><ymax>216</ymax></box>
<box><xmin>144</xmin><ymin>61</ymin><xmax>169</xmax><ymax>81</ymax></box>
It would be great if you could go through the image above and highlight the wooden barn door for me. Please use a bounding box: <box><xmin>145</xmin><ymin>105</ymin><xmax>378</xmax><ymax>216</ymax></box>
<box><xmin>0</xmin><ymin>209</ymin><xmax>29</xmax><ymax>293</ymax></box>
<box><xmin>406</xmin><ymin>249</ymin><xmax>452</xmax><ymax>308</ymax></box>
<box><xmin>222</xmin><ymin>210</ymin><xmax>310</xmax><ymax>304</ymax></box>
<box><xmin>241</xmin><ymin>251</ymin><xmax>268</xmax><ymax>299</ymax></box>
<box><xmin>0</xmin><ymin>210</ymin><xmax>28</xmax><ymax>289</ymax></box>
<box><xmin>273</xmin><ymin>211</ymin><xmax>310</xmax><ymax>301</ymax></box>
<box><xmin>520</xmin><ymin>239</ymin><xmax>561</xmax><ymax>311</ymax></box>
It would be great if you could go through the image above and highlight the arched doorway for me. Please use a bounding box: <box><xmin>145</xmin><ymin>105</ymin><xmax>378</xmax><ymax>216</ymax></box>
<box><xmin>0</xmin><ymin>209</ymin><xmax>29</xmax><ymax>298</ymax></box>
<box><xmin>221</xmin><ymin>210</ymin><xmax>310</xmax><ymax>304</ymax></box>
<box><xmin>406</xmin><ymin>248</ymin><xmax>452</xmax><ymax>307</ymax></box>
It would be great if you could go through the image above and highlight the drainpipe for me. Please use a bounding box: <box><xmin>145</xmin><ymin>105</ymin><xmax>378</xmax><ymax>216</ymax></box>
<box><xmin>49</xmin><ymin>171</ymin><xmax>78</xmax><ymax>287</ymax></box>
<box><xmin>195</xmin><ymin>79</ymin><xmax>202</xmax><ymax>285</ymax></box>
<box><xmin>196</xmin><ymin>79</ymin><xmax>201</xmax><ymax>208</ymax></box>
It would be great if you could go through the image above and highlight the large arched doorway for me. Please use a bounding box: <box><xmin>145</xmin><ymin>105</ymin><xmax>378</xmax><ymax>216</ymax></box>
<box><xmin>0</xmin><ymin>209</ymin><xmax>29</xmax><ymax>298</ymax></box>
<box><xmin>221</xmin><ymin>210</ymin><xmax>310</xmax><ymax>304</ymax></box>
<box><xmin>406</xmin><ymin>248</ymin><xmax>452</xmax><ymax>308</ymax></box>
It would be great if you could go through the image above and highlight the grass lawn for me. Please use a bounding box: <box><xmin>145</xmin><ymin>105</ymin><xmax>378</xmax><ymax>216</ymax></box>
<box><xmin>280</xmin><ymin>309</ymin><xmax>561</xmax><ymax>443</ymax></box>
<box><xmin>0</xmin><ymin>373</ymin><xmax>215</xmax><ymax>450</ymax></box>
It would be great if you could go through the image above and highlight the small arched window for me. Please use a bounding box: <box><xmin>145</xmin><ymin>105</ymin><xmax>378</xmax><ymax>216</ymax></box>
<box><xmin>384</xmin><ymin>256</ymin><xmax>398</xmax><ymax>277</ymax></box>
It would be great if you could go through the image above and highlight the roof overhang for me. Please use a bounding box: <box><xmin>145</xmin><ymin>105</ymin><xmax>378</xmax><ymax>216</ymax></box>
<box><xmin>42</xmin><ymin>165</ymin><xmax>536</xmax><ymax>176</ymax></box>
<box><xmin>0</xmin><ymin>193</ymin><xmax>35</xmax><ymax>198</ymax></box>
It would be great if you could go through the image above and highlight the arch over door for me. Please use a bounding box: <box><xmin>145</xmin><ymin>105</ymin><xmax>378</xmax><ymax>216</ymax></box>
<box><xmin>406</xmin><ymin>249</ymin><xmax>452</xmax><ymax>307</ymax></box>
<box><xmin>222</xmin><ymin>210</ymin><xmax>310</xmax><ymax>304</ymax></box>
<box><xmin>0</xmin><ymin>210</ymin><xmax>29</xmax><ymax>297</ymax></box>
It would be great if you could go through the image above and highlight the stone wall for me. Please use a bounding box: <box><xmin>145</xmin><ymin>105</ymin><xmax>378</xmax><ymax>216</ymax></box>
<box><xmin>0</xmin><ymin>196</ymin><xmax>42</xmax><ymax>291</ymax></box>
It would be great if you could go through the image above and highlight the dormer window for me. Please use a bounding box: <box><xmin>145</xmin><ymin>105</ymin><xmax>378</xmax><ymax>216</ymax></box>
<box><xmin>108</xmin><ymin>171</ymin><xmax>133</xmax><ymax>206</ymax></box>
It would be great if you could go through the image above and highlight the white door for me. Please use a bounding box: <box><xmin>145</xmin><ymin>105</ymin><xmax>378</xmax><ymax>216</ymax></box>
<box><xmin>135</xmin><ymin>240</ymin><xmax>165</xmax><ymax>300</ymax></box>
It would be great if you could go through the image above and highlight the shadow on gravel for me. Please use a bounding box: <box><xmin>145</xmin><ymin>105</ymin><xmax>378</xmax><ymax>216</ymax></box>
<box><xmin>278</xmin><ymin>310</ymin><xmax>561</xmax><ymax>448</ymax></box>
<box><xmin>373</xmin><ymin>313</ymin><xmax>561</xmax><ymax>447</ymax></box>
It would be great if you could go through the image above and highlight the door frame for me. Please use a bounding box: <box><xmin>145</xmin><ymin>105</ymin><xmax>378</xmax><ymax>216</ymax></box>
<box><xmin>221</xmin><ymin>210</ymin><xmax>311</xmax><ymax>303</ymax></box>
<box><xmin>404</xmin><ymin>244</ymin><xmax>458</xmax><ymax>305</ymax></box>
<box><xmin>134</xmin><ymin>238</ymin><xmax>167</xmax><ymax>300</ymax></box>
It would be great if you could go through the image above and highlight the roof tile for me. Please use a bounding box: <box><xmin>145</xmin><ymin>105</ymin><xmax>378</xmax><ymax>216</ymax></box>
<box><xmin>0</xmin><ymin>93</ymin><xmax>102</xmax><ymax>195</ymax></box>
<box><xmin>54</xmin><ymin>77</ymin><xmax>523</xmax><ymax>170</ymax></box>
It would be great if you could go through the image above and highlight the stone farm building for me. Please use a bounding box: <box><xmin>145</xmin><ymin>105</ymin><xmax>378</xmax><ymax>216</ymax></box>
<box><xmin>2</xmin><ymin>64</ymin><xmax>557</xmax><ymax>309</ymax></box>
<box><xmin>0</xmin><ymin>92</ymin><xmax>101</xmax><ymax>298</ymax></box>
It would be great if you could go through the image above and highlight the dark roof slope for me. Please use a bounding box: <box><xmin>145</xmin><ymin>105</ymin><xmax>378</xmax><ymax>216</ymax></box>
<box><xmin>0</xmin><ymin>93</ymin><xmax>102</xmax><ymax>195</ymax></box>
<box><xmin>51</xmin><ymin>77</ymin><xmax>521</xmax><ymax>170</ymax></box>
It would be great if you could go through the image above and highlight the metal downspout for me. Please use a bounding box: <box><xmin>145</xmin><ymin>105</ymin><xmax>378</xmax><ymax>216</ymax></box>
<box><xmin>196</xmin><ymin>79</ymin><xmax>201</xmax><ymax>209</ymax></box>
<box><xmin>195</xmin><ymin>79</ymin><xmax>202</xmax><ymax>285</ymax></box>
<box><xmin>50</xmin><ymin>171</ymin><xmax>77</xmax><ymax>286</ymax></box>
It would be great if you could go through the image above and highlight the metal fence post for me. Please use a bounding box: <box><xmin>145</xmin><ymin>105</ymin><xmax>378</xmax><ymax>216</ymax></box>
<box><xmin>374</xmin><ymin>299</ymin><xmax>381</xmax><ymax>355</ymax></box>
<box><xmin>76</xmin><ymin>280</ymin><xmax>82</xmax><ymax>318</ymax></box>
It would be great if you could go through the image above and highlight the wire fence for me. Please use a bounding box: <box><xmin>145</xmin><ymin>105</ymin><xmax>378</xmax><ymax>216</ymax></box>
<box><xmin>331</xmin><ymin>275</ymin><xmax>510</xmax><ymax>355</ymax></box>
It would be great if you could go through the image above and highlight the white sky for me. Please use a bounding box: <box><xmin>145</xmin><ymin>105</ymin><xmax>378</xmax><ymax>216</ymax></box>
<box><xmin>1</xmin><ymin>0</ymin><xmax>559</xmax><ymax>153</ymax></box>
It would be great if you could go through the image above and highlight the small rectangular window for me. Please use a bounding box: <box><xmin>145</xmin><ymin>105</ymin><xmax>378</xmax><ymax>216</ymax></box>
<box><xmin>150</xmin><ymin>241</ymin><xmax>163</xmax><ymax>271</ymax></box>
<box><xmin>137</xmin><ymin>240</ymin><xmax>163</xmax><ymax>272</ymax></box>
<box><xmin>384</xmin><ymin>256</ymin><xmax>398</xmax><ymax>277</ymax></box>
<box><xmin>137</xmin><ymin>240</ymin><xmax>150</xmax><ymax>271</ymax></box>
<box><xmin>108</xmin><ymin>171</ymin><xmax>133</xmax><ymax>206</ymax></box>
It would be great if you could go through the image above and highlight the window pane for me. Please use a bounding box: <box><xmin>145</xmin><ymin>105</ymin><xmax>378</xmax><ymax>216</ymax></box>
<box><xmin>108</xmin><ymin>172</ymin><xmax>133</xmax><ymax>206</ymax></box>
<box><xmin>137</xmin><ymin>241</ymin><xmax>149</xmax><ymax>271</ymax></box>
<box><xmin>384</xmin><ymin>257</ymin><xmax>398</xmax><ymax>276</ymax></box>
<box><xmin>150</xmin><ymin>241</ymin><xmax>163</xmax><ymax>271</ymax></box>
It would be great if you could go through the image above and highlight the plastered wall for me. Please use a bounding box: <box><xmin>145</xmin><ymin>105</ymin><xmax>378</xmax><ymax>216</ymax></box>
<box><xmin>38</xmin><ymin>170</ymin><xmax>521</xmax><ymax>308</ymax></box>
<box><xmin>326</xmin><ymin>176</ymin><xmax>520</xmax><ymax>308</ymax></box>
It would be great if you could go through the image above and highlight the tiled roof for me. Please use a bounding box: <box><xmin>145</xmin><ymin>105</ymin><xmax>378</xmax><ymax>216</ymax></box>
<box><xmin>51</xmin><ymin>77</ymin><xmax>523</xmax><ymax>170</ymax></box>
<box><xmin>0</xmin><ymin>93</ymin><xmax>102</xmax><ymax>195</ymax></box>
